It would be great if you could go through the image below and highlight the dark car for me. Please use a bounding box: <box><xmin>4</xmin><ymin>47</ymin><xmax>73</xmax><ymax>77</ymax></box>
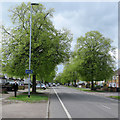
<box><xmin>2</xmin><ymin>82</ymin><xmax>14</xmax><ymax>91</ymax></box>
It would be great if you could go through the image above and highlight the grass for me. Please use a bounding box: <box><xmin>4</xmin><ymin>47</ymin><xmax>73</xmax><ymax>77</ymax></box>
<box><xmin>2</xmin><ymin>90</ymin><xmax>8</xmax><ymax>94</ymax></box>
<box><xmin>8</xmin><ymin>92</ymin><xmax>48</xmax><ymax>103</ymax></box>
<box><xmin>109</xmin><ymin>96</ymin><xmax>120</xmax><ymax>100</ymax></box>
<box><xmin>67</xmin><ymin>86</ymin><xmax>105</xmax><ymax>92</ymax></box>
<box><xmin>73</xmin><ymin>87</ymin><xmax>91</xmax><ymax>92</ymax></box>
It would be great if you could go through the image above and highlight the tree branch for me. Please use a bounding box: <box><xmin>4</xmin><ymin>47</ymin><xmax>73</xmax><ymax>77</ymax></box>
<box><xmin>2</xmin><ymin>26</ymin><xmax>15</xmax><ymax>38</ymax></box>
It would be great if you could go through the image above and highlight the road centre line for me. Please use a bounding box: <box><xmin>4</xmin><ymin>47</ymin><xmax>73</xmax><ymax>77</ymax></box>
<box><xmin>53</xmin><ymin>88</ymin><xmax>72</xmax><ymax>120</ymax></box>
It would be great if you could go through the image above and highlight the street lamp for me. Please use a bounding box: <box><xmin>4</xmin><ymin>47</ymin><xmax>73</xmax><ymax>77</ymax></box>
<box><xmin>28</xmin><ymin>3</ymin><xmax>39</xmax><ymax>98</ymax></box>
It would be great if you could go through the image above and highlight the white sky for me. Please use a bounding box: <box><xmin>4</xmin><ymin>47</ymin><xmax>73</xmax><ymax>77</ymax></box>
<box><xmin>0</xmin><ymin>0</ymin><xmax>119</xmax><ymax>73</ymax></box>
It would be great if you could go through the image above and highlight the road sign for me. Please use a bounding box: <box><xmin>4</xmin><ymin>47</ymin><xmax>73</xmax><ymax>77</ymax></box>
<box><xmin>25</xmin><ymin>70</ymin><xmax>33</xmax><ymax>74</ymax></box>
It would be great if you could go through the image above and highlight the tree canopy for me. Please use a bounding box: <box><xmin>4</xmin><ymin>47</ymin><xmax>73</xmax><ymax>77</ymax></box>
<box><xmin>2</xmin><ymin>2</ymin><xmax>73</xmax><ymax>92</ymax></box>
<box><xmin>76</xmin><ymin>31</ymin><xmax>115</xmax><ymax>82</ymax></box>
<box><xmin>55</xmin><ymin>31</ymin><xmax>116</xmax><ymax>90</ymax></box>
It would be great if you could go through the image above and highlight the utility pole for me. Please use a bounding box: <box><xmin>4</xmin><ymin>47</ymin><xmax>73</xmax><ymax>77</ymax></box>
<box><xmin>28</xmin><ymin>3</ymin><xmax>39</xmax><ymax>98</ymax></box>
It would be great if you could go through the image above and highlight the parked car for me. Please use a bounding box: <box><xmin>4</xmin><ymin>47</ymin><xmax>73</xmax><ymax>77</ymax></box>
<box><xmin>57</xmin><ymin>83</ymin><xmax>60</xmax><ymax>86</ymax></box>
<box><xmin>36</xmin><ymin>84</ymin><xmax>41</xmax><ymax>88</ymax></box>
<box><xmin>41</xmin><ymin>84</ymin><xmax>46</xmax><ymax>90</ymax></box>
<box><xmin>45</xmin><ymin>84</ymin><xmax>49</xmax><ymax>88</ymax></box>
<box><xmin>52</xmin><ymin>83</ymin><xmax>56</xmax><ymax>86</ymax></box>
<box><xmin>2</xmin><ymin>82</ymin><xmax>14</xmax><ymax>91</ymax></box>
<box><xmin>48</xmin><ymin>83</ymin><xmax>52</xmax><ymax>87</ymax></box>
<box><xmin>36</xmin><ymin>83</ymin><xmax>46</xmax><ymax>90</ymax></box>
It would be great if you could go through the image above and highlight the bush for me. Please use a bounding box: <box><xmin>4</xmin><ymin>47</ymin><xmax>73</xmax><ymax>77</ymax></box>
<box><xmin>2</xmin><ymin>88</ymin><xmax>8</xmax><ymax>94</ymax></box>
<box><xmin>18</xmin><ymin>86</ymin><xmax>25</xmax><ymax>90</ymax></box>
<box><xmin>102</xmin><ymin>87</ymin><xmax>108</xmax><ymax>91</ymax></box>
<box><xmin>95</xmin><ymin>85</ymin><xmax>101</xmax><ymax>89</ymax></box>
<box><xmin>86</xmin><ymin>83</ymin><xmax>90</xmax><ymax>88</ymax></box>
<box><xmin>117</xmin><ymin>88</ymin><xmax>120</xmax><ymax>92</ymax></box>
<box><xmin>108</xmin><ymin>87</ymin><xmax>117</xmax><ymax>92</ymax></box>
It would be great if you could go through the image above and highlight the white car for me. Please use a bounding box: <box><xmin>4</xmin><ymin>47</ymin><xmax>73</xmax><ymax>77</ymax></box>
<box><xmin>36</xmin><ymin>83</ymin><xmax>46</xmax><ymax>90</ymax></box>
<box><xmin>52</xmin><ymin>83</ymin><xmax>56</xmax><ymax>86</ymax></box>
<box><xmin>41</xmin><ymin>84</ymin><xmax>46</xmax><ymax>90</ymax></box>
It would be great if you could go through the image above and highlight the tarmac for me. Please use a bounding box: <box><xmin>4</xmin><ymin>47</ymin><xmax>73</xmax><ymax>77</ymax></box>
<box><xmin>81</xmin><ymin>91</ymin><xmax>119</xmax><ymax>97</ymax></box>
<box><xmin>1</xmin><ymin>88</ymin><xmax>50</xmax><ymax>119</ymax></box>
<box><xmin>0</xmin><ymin>86</ymin><xmax>119</xmax><ymax>119</ymax></box>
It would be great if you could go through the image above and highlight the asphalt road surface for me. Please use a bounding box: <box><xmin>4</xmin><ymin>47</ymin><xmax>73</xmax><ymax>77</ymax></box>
<box><xmin>49</xmin><ymin>86</ymin><xmax>118</xmax><ymax>119</ymax></box>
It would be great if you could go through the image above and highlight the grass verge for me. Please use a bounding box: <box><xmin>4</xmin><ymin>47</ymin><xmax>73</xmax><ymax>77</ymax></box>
<box><xmin>8</xmin><ymin>92</ymin><xmax>48</xmax><ymax>103</ymax></box>
<box><xmin>109</xmin><ymin>96</ymin><xmax>120</xmax><ymax>100</ymax></box>
<box><xmin>67</xmin><ymin>86</ymin><xmax>105</xmax><ymax>92</ymax></box>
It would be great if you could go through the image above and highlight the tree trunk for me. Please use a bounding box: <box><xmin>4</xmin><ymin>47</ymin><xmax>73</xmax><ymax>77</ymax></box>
<box><xmin>68</xmin><ymin>81</ymin><xmax>70</xmax><ymax>86</ymax></box>
<box><xmin>91</xmin><ymin>80</ymin><xmax>94</xmax><ymax>90</ymax></box>
<box><xmin>32</xmin><ymin>74</ymin><xmax>36</xmax><ymax>93</ymax></box>
<box><xmin>72</xmin><ymin>81</ymin><xmax>74</xmax><ymax>86</ymax></box>
<box><xmin>74</xmin><ymin>80</ymin><xmax>77</xmax><ymax>87</ymax></box>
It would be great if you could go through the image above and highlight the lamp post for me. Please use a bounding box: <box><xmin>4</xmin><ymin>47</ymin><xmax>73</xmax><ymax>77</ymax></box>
<box><xmin>28</xmin><ymin>3</ymin><xmax>39</xmax><ymax>98</ymax></box>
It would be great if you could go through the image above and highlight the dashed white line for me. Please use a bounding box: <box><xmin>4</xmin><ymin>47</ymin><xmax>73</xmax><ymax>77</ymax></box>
<box><xmin>102</xmin><ymin>105</ymin><xmax>111</xmax><ymax>110</ymax></box>
<box><xmin>53</xmin><ymin>88</ymin><xmax>72</xmax><ymax>120</ymax></box>
<box><xmin>0</xmin><ymin>98</ymin><xmax>3</xmax><ymax>100</ymax></box>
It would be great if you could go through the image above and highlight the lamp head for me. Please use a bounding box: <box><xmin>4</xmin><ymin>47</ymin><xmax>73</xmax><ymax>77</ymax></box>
<box><xmin>31</xmin><ymin>3</ymin><xmax>39</xmax><ymax>5</ymax></box>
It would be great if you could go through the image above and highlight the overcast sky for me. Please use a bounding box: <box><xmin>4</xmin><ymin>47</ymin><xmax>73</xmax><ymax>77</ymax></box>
<box><xmin>1</xmin><ymin>1</ymin><xmax>119</xmax><ymax>73</ymax></box>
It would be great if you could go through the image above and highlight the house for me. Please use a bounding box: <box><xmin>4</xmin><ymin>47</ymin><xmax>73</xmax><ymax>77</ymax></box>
<box><xmin>106</xmin><ymin>68</ymin><xmax>120</xmax><ymax>88</ymax></box>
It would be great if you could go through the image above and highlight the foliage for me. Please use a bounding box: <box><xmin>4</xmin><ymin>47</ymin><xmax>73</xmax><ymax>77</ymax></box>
<box><xmin>75</xmin><ymin>31</ymin><xmax>116</xmax><ymax>83</ymax></box>
<box><xmin>2</xmin><ymin>2</ymin><xmax>72</xmax><ymax>83</ymax></box>
<box><xmin>55</xmin><ymin>59</ymin><xmax>79</xmax><ymax>85</ymax></box>
<box><xmin>56</xmin><ymin>31</ymin><xmax>116</xmax><ymax>90</ymax></box>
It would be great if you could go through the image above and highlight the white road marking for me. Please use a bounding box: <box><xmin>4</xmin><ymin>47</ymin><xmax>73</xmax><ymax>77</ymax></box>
<box><xmin>0</xmin><ymin>98</ymin><xmax>3</xmax><ymax>100</ymax></box>
<box><xmin>102</xmin><ymin>105</ymin><xmax>111</xmax><ymax>110</ymax></box>
<box><xmin>53</xmin><ymin>88</ymin><xmax>72</xmax><ymax>120</ymax></box>
<box><xmin>81</xmin><ymin>91</ymin><xmax>118</xmax><ymax>102</ymax></box>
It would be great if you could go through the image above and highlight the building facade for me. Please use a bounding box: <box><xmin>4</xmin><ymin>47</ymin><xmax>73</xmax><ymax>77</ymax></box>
<box><xmin>107</xmin><ymin>69</ymin><xmax>120</xmax><ymax>88</ymax></box>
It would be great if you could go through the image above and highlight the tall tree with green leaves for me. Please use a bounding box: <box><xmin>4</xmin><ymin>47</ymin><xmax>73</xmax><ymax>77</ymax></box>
<box><xmin>75</xmin><ymin>31</ymin><xmax>116</xmax><ymax>90</ymax></box>
<box><xmin>55</xmin><ymin>60</ymin><xmax>79</xmax><ymax>86</ymax></box>
<box><xmin>2</xmin><ymin>2</ymin><xmax>72</xmax><ymax>93</ymax></box>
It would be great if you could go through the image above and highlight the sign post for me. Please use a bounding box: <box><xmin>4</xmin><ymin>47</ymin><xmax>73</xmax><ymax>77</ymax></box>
<box><xmin>25</xmin><ymin>69</ymin><xmax>33</xmax><ymax>98</ymax></box>
<box><xmin>25</xmin><ymin>70</ymin><xmax>33</xmax><ymax>74</ymax></box>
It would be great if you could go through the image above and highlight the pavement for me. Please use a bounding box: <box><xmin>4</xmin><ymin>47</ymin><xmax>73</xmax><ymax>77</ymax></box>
<box><xmin>1</xmin><ymin>88</ymin><xmax>50</xmax><ymax>119</ymax></box>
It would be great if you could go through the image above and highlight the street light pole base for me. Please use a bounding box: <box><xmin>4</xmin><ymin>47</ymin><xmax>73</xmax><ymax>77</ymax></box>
<box><xmin>28</xmin><ymin>95</ymin><xmax>30</xmax><ymax>98</ymax></box>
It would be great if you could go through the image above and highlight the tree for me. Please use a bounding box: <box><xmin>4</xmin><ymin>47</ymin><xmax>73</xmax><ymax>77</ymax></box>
<box><xmin>2</xmin><ymin>2</ymin><xmax>72</xmax><ymax>93</ymax></box>
<box><xmin>55</xmin><ymin>60</ymin><xmax>79</xmax><ymax>86</ymax></box>
<box><xmin>75</xmin><ymin>31</ymin><xmax>116</xmax><ymax>90</ymax></box>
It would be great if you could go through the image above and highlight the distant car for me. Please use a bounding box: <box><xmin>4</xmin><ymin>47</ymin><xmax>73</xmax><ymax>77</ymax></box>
<box><xmin>52</xmin><ymin>83</ymin><xmax>56</xmax><ymax>86</ymax></box>
<box><xmin>57</xmin><ymin>83</ymin><xmax>60</xmax><ymax>86</ymax></box>
<box><xmin>36</xmin><ymin>84</ymin><xmax>41</xmax><ymax>88</ymax></box>
<box><xmin>9</xmin><ymin>81</ymin><xmax>15</xmax><ymax>85</ymax></box>
<box><xmin>45</xmin><ymin>84</ymin><xmax>49</xmax><ymax>88</ymax></box>
<box><xmin>41</xmin><ymin>84</ymin><xmax>46</xmax><ymax>90</ymax></box>
<box><xmin>48</xmin><ymin>83</ymin><xmax>52</xmax><ymax>87</ymax></box>
<box><xmin>36</xmin><ymin>83</ymin><xmax>46</xmax><ymax>90</ymax></box>
<box><xmin>2</xmin><ymin>82</ymin><xmax>15</xmax><ymax>91</ymax></box>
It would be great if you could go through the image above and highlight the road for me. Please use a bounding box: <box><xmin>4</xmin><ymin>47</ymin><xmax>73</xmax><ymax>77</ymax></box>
<box><xmin>49</xmin><ymin>86</ymin><xmax>118</xmax><ymax>119</ymax></box>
